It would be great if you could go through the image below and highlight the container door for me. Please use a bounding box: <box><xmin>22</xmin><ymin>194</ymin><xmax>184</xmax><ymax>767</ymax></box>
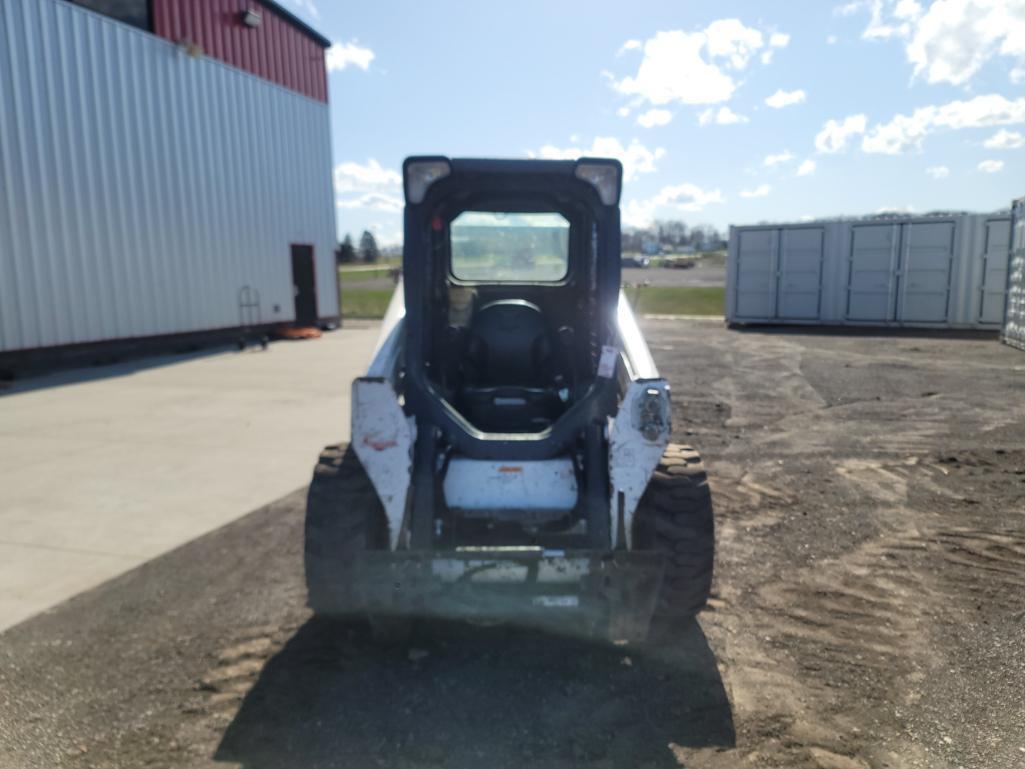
<box><xmin>290</xmin><ymin>244</ymin><xmax>318</xmax><ymax>326</ymax></box>
<box><xmin>979</xmin><ymin>218</ymin><xmax>1011</xmax><ymax>324</ymax></box>
<box><xmin>734</xmin><ymin>229</ymin><xmax>777</xmax><ymax>319</ymax></box>
<box><xmin>847</xmin><ymin>224</ymin><xmax>899</xmax><ymax>321</ymax></box>
<box><xmin>898</xmin><ymin>221</ymin><xmax>954</xmax><ymax>323</ymax></box>
<box><xmin>776</xmin><ymin>228</ymin><xmax>824</xmax><ymax>319</ymax></box>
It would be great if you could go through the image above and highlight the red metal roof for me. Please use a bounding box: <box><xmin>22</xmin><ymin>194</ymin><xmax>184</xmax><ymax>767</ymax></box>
<box><xmin>152</xmin><ymin>0</ymin><xmax>329</xmax><ymax>102</ymax></box>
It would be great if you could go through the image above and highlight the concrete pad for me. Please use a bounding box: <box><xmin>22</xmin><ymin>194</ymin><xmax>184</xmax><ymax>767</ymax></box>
<box><xmin>0</xmin><ymin>324</ymin><xmax>381</xmax><ymax>630</ymax></box>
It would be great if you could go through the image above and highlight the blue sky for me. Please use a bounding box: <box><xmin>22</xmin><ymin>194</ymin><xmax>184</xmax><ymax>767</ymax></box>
<box><xmin>284</xmin><ymin>0</ymin><xmax>1025</xmax><ymax>245</ymax></box>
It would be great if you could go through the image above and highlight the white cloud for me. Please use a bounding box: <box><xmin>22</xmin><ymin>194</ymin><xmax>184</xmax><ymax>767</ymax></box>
<box><xmin>613</xmin><ymin>20</ymin><xmax>784</xmax><ymax>107</ymax></box>
<box><xmin>333</xmin><ymin>159</ymin><xmax>404</xmax><ymax>215</ymax></box>
<box><xmin>861</xmin><ymin>94</ymin><xmax>1025</xmax><ymax>154</ymax></box>
<box><xmin>618</xmin><ymin>39</ymin><xmax>643</xmax><ymax>55</ymax></box>
<box><xmin>765</xmin><ymin>88</ymin><xmax>807</xmax><ymax>108</ymax></box>
<box><xmin>326</xmin><ymin>40</ymin><xmax>375</xmax><ymax>72</ymax></box>
<box><xmin>864</xmin><ymin>0</ymin><xmax>916</xmax><ymax>39</ymax></box>
<box><xmin>698</xmin><ymin>106</ymin><xmax>750</xmax><ymax>125</ymax></box>
<box><xmin>637</xmin><ymin>108</ymin><xmax>673</xmax><ymax>127</ymax></box>
<box><xmin>854</xmin><ymin>0</ymin><xmax>1025</xmax><ymax>86</ymax></box>
<box><xmin>333</xmin><ymin>159</ymin><xmax>400</xmax><ymax>194</ymax></box>
<box><xmin>533</xmin><ymin>137</ymin><xmax>665</xmax><ymax>182</ymax></box>
<box><xmin>860</xmin><ymin>111</ymin><xmax>933</xmax><ymax>154</ymax></box>
<box><xmin>815</xmin><ymin>114</ymin><xmax>868</xmax><ymax>153</ymax></box>
<box><xmin>659</xmin><ymin>183</ymin><xmax>725</xmax><ymax>211</ymax></box>
<box><xmin>836</xmin><ymin>1</ymin><xmax>864</xmax><ymax>17</ymax></box>
<box><xmin>336</xmin><ymin>193</ymin><xmax>403</xmax><ymax>213</ymax></box>
<box><xmin>1013</xmin><ymin>67</ymin><xmax>1025</xmax><ymax>82</ymax></box>
<box><xmin>740</xmin><ymin>184</ymin><xmax>772</xmax><ymax>198</ymax></box>
<box><xmin>764</xmin><ymin>150</ymin><xmax>796</xmax><ymax>166</ymax></box>
<box><xmin>333</xmin><ymin>159</ymin><xmax>402</xmax><ymax>240</ymax></box>
<box><xmin>797</xmin><ymin>159</ymin><xmax>816</xmax><ymax>176</ymax></box>
<box><xmin>876</xmin><ymin>204</ymin><xmax>917</xmax><ymax>214</ymax></box>
<box><xmin>984</xmin><ymin>128</ymin><xmax>1025</xmax><ymax>148</ymax></box>
<box><xmin>705</xmin><ymin>18</ymin><xmax>766</xmax><ymax>68</ymax></box>
<box><xmin>926</xmin><ymin>164</ymin><xmax>950</xmax><ymax>178</ymax></box>
<box><xmin>979</xmin><ymin>158</ymin><xmax>1005</xmax><ymax>172</ymax></box>
<box><xmin>617</xmin><ymin>106</ymin><xmax>632</xmax><ymax>117</ymax></box>
<box><xmin>759</xmin><ymin>31</ymin><xmax>791</xmax><ymax>64</ymax></box>
<box><xmin>907</xmin><ymin>0</ymin><xmax>1025</xmax><ymax>85</ymax></box>
<box><xmin>614</xmin><ymin>30</ymin><xmax>737</xmax><ymax>105</ymax></box>
<box><xmin>622</xmin><ymin>183</ymin><xmax>725</xmax><ymax>227</ymax></box>
<box><xmin>827</xmin><ymin>34</ymin><xmax>839</xmax><ymax>44</ymax></box>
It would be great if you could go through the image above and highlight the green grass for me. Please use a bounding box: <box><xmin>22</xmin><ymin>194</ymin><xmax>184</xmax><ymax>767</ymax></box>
<box><xmin>340</xmin><ymin>284</ymin><xmax>725</xmax><ymax>320</ymax></box>
<box><xmin>625</xmin><ymin>286</ymin><xmax>725</xmax><ymax>316</ymax></box>
<box><xmin>338</xmin><ymin>266</ymin><xmax>394</xmax><ymax>282</ymax></box>
<box><xmin>340</xmin><ymin>288</ymin><xmax>393</xmax><ymax>318</ymax></box>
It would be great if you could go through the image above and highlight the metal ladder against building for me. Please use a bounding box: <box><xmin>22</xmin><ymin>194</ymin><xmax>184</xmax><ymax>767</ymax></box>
<box><xmin>237</xmin><ymin>285</ymin><xmax>268</xmax><ymax>350</ymax></box>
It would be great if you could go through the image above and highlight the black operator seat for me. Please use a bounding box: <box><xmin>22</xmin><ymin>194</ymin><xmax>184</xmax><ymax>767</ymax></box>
<box><xmin>464</xmin><ymin>299</ymin><xmax>553</xmax><ymax>387</ymax></box>
<box><xmin>458</xmin><ymin>299</ymin><xmax>566</xmax><ymax>432</ymax></box>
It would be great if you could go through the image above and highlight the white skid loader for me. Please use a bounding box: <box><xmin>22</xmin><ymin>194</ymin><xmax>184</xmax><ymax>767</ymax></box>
<box><xmin>305</xmin><ymin>157</ymin><xmax>714</xmax><ymax>641</ymax></box>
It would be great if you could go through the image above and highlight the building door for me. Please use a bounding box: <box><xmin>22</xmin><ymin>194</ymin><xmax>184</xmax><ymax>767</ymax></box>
<box><xmin>290</xmin><ymin>245</ymin><xmax>318</xmax><ymax>326</ymax></box>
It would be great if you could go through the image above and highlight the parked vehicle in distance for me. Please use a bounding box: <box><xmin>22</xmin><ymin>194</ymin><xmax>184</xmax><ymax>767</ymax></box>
<box><xmin>622</xmin><ymin>255</ymin><xmax>651</xmax><ymax>268</ymax></box>
<box><xmin>665</xmin><ymin>257</ymin><xmax>696</xmax><ymax>269</ymax></box>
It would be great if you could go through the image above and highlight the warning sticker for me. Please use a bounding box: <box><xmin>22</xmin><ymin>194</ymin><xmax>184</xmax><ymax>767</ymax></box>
<box><xmin>597</xmin><ymin>345</ymin><xmax>619</xmax><ymax>378</ymax></box>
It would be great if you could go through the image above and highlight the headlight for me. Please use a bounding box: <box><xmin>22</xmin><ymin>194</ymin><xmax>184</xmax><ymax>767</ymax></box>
<box><xmin>574</xmin><ymin>160</ymin><xmax>621</xmax><ymax>206</ymax></box>
<box><xmin>404</xmin><ymin>159</ymin><xmax>451</xmax><ymax>204</ymax></box>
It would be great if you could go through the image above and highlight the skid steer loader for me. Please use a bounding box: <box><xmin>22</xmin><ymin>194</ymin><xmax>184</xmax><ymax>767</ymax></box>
<box><xmin>305</xmin><ymin>157</ymin><xmax>714</xmax><ymax>641</ymax></box>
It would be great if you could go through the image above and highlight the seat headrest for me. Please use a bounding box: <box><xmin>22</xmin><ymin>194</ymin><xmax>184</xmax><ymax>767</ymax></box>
<box><xmin>465</xmin><ymin>300</ymin><xmax>552</xmax><ymax>387</ymax></box>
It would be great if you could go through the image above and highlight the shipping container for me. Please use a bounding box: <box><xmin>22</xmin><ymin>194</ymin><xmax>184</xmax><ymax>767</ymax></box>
<box><xmin>0</xmin><ymin>0</ymin><xmax>337</xmax><ymax>357</ymax></box>
<box><xmin>726</xmin><ymin>213</ymin><xmax>1010</xmax><ymax>330</ymax></box>
<box><xmin>1003</xmin><ymin>198</ymin><xmax>1025</xmax><ymax>351</ymax></box>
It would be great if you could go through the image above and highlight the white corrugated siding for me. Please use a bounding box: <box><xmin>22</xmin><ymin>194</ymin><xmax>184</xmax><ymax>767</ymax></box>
<box><xmin>0</xmin><ymin>0</ymin><xmax>338</xmax><ymax>353</ymax></box>
<box><xmin>726</xmin><ymin>213</ymin><xmax>1010</xmax><ymax>329</ymax></box>
<box><xmin>1003</xmin><ymin>198</ymin><xmax>1025</xmax><ymax>351</ymax></box>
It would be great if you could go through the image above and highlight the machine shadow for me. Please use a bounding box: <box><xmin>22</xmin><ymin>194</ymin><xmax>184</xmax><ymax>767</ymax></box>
<box><xmin>216</xmin><ymin>615</ymin><xmax>734</xmax><ymax>768</ymax></box>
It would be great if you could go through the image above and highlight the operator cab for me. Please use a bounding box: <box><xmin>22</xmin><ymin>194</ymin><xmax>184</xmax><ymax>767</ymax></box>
<box><xmin>438</xmin><ymin>210</ymin><xmax>579</xmax><ymax>433</ymax></box>
<box><xmin>402</xmin><ymin>157</ymin><xmax>624</xmax><ymax>447</ymax></box>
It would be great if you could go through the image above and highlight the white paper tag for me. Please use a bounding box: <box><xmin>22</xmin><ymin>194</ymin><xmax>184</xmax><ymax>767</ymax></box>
<box><xmin>597</xmin><ymin>345</ymin><xmax>619</xmax><ymax>378</ymax></box>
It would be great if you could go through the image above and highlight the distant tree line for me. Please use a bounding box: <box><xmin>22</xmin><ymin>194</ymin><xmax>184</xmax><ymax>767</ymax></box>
<box><xmin>622</xmin><ymin>220</ymin><xmax>725</xmax><ymax>253</ymax></box>
<box><xmin>335</xmin><ymin>230</ymin><xmax>380</xmax><ymax>264</ymax></box>
<box><xmin>338</xmin><ymin>219</ymin><xmax>724</xmax><ymax>259</ymax></box>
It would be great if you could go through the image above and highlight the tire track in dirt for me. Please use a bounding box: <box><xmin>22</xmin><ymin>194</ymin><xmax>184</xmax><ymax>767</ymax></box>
<box><xmin>693</xmin><ymin>453</ymin><xmax>1025</xmax><ymax>769</ymax></box>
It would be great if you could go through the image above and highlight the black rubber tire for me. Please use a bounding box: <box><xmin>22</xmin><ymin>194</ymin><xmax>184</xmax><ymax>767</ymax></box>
<box><xmin>632</xmin><ymin>443</ymin><xmax>715</xmax><ymax>628</ymax></box>
<box><xmin>303</xmin><ymin>443</ymin><xmax>388</xmax><ymax>616</ymax></box>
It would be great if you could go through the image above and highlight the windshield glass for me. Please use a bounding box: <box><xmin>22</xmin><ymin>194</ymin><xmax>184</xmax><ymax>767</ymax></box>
<box><xmin>450</xmin><ymin>211</ymin><xmax>570</xmax><ymax>282</ymax></box>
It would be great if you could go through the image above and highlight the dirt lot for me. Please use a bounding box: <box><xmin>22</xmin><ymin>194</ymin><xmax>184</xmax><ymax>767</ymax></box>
<box><xmin>2</xmin><ymin>321</ymin><xmax>1024</xmax><ymax>769</ymax></box>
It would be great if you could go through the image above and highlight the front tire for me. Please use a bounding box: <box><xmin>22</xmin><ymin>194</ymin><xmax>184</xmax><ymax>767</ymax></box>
<box><xmin>632</xmin><ymin>443</ymin><xmax>715</xmax><ymax>629</ymax></box>
<box><xmin>303</xmin><ymin>443</ymin><xmax>387</xmax><ymax>615</ymax></box>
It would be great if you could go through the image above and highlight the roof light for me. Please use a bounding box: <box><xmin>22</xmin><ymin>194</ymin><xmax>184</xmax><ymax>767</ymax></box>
<box><xmin>575</xmin><ymin>160</ymin><xmax>621</xmax><ymax>206</ymax></box>
<box><xmin>405</xmin><ymin>160</ymin><xmax>451</xmax><ymax>204</ymax></box>
<box><xmin>241</xmin><ymin>9</ymin><xmax>261</xmax><ymax>28</ymax></box>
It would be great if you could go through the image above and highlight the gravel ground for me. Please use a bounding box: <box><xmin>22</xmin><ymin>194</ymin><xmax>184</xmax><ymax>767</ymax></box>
<box><xmin>2</xmin><ymin>321</ymin><xmax>1024</xmax><ymax>769</ymax></box>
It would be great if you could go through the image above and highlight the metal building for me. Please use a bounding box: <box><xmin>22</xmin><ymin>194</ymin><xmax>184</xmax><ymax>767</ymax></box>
<box><xmin>1003</xmin><ymin>198</ymin><xmax>1025</xmax><ymax>351</ymax></box>
<box><xmin>726</xmin><ymin>213</ymin><xmax>1011</xmax><ymax>330</ymax></box>
<box><xmin>0</xmin><ymin>0</ymin><xmax>338</xmax><ymax>357</ymax></box>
